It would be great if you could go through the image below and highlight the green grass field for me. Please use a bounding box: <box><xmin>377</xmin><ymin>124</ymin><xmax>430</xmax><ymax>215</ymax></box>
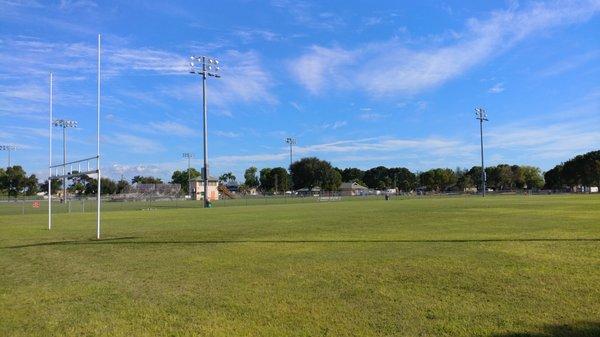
<box><xmin>1</xmin><ymin>195</ymin><xmax>599</xmax><ymax>336</ymax></box>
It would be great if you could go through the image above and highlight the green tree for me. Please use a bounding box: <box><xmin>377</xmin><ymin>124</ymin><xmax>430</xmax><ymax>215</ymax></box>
<box><xmin>0</xmin><ymin>168</ymin><xmax>5</xmax><ymax>195</ymax></box>
<box><xmin>270</xmin><ymin>167</ymin><xmax>290</xmax><ymax>193</ymax></box>
<box><xmin>84</xmin><ymin>177</ymin><xmax>118</xmax><ymax>195</ymax></box>
<box><xmin>40</xmin><ymin>179</ymin><xmax>63</xmax><ymax>195</ymax></box>
<box><xmin>520</xmin><ymin>166</ymin><xmax>544</xmax><ymax>189</ymax></box>
<box><xmin>290</xmin><ymin>157</ymin><xmax>341</xmax><ymax>191</ymax></box>
<box><xmin>132</xmin><ymin>176</ymin><xmax>163</xmax><ymax>184</ymax></box>
<box><xmin>243</xmin><ymin>166</ymin><xmax>259</xmax><ymax>188</ymax></box>
<box><xmin>218</xmin><ymin>172</ymin><xmax>236</xmax><ymax>183</ymax></box>
<box><xmin>456</xmin><ymin>168</ymin><xmax>475</xmax><ymax>191</ymax></box>
<box><xmin>171</xmin><ymin>168</ymin><xmax>200</xmax><ymax>194</ymax></box>
<box><xmin>388</xmin><ymin>167</ymin><xmax>416</xmax><ymax>191</ymax></box>
<box><xmin>544</xmin><ymin>164</ymin><xmax>563</xmax><ymax>190</ymax></box>
<box><xmin>259</xmin><ymin>168</ymin><xmax>273</xmax><ymax>192</ymax></box>
<box><xmin>0</xmin><ymin>166</ymin><xmax>38</xmax><ymax>197</ymax></box>
<box><xmin>559</xmin><ymin>150</ymin><xmax>600</xmax><ymax>188</ymax></box>
<box><xmin>419</xmin><ymin>168</ymin><xmax>456</xmax><ymax>192</ymax></box>
<box><xmin>116</xmin><ymin>179</ymin><xmax>130</xmax><ymax>194</ymax></box>
<box><xmin>363</xmin><ymin>166</ymin><xmax>391</xmax><ymax>189</ymax></box>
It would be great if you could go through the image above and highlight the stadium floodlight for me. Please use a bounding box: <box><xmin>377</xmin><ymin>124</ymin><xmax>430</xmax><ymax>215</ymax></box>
<box><xmin>189</xmin><ymin>55</ymin><xmax>221</xmax><ymax>207</ymax></box>
<box><xmin>182</xmin><ymin>152</ymin><xmax>195</xmax><ymax>199</ymax></box>
<box><xmin>475</xmin><ymin>107</ymin><xmax>489</xmax><ymax>197</ymax></box>
<box><xmin>0</xmin><ymin>145</ymin><xmax>17</xmax><ymax>167</ymax></box>
<box><xmin>53</xmin><ymin>118</ymin><xmax>78</xmax><ymax>202</ymax></box>
<box><xmin>285</xmin><ymin>137</ymin><xmax>296</xmax><ymax>169</ymax></box>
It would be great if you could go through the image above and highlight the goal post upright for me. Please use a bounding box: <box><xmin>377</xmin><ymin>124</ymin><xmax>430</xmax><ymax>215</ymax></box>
<box><xmin>96</xmin><ymin>33</ymin><xmax>101</xmax><ymax>240</ymax></box>
<box><xmin>47</xmin><ymin>34</ymin><xmax>102</xmax><ymax>239</ymax></box>
<box><xmin>48</xmin><ymin>73</ymin><xmax>53</xmax><ymax>230</ymax></box>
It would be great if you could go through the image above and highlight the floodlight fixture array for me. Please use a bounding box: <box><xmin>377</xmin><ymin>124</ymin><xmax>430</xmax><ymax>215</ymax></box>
<box><xmin>0</xmin><ymin>145</ymin><xmax>18</xmax><ymax>167</ymax></box>
<box><xmin>285</xmin><ymin>137</ymin><xmax>296</xmax><ymax>169</ymax></box>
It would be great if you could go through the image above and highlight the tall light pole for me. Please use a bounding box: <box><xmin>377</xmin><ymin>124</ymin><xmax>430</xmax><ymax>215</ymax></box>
<box><xmin>182</xmin><ymin>152</ymin><xmax>194</xmax><ymax>199</ymax></box>
<box><xmin>285</xmin><ymin>137</ymin><xmax>296</xmax><ymax>169</ymax></box>
<box><xmin>53</xmin><ymin>119</ymin><xmax>78</xmax><ymax>201</ymax></box>
<box><xmin>0</xmin><ymin>145</ymin><xmax>17</xmax><ymax>168</ymax></box>
<box><xmin>475</xmin><ymin>107</ymin><xmax>488</xmax><ymax>197</ymax></box>
<box><xmin>190</xmin><ymin>56</ymin><xmax>220</xmax><ymax>207</ymax></box>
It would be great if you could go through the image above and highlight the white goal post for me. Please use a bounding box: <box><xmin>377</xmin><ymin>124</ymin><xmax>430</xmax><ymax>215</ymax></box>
<box><xmin>48</xmin><ymin>34</ymin><xmax>102</xmax><ymax>239</ymax></box>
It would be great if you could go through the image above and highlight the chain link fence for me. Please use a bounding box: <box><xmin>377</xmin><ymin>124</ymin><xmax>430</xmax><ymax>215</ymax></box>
<box><xmin>0</xmin><ymin>190</ymin><xmax>591</xmax><ymax>216</ymax></box>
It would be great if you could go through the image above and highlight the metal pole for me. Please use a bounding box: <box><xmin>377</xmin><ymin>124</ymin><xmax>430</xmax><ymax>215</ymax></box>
<box><xmin>475</xmin><ymin>108</ymin><xmax>487</xmax><ymax>198</ymax></box>
<box><xmin>96</xmin><ymin>33</ymin><xmax>101</xmax><ymax>239</ymax></box>
<box><xmin>63</xmin><ymin>126</ymin><xmax>67</xmax><ymax>202</ymax></box>
<box><xmin>48</xmin><ymin>73</ymin><xmax>53</xmax><ymax>230</ymax></box>
<box><xmin>202</xmin><ymin>58</ymin><xmax>209</xmax><ymax>208</ymax></box>
<box><xmin>7</xmin><ymin>148</ymin><xmax>10</xmax><ymax>167</ymax></box>
<box><xmin>289</xmin><ymin>143</ymin><xmax>293</xmax><ymax>168</ymax></box>
<box><xmin>188</xmin><ymin>155</ymin><xmax>191</xmax><ymax>199</ymax></box>
<box><xmin>480</xmin><ymin>118</ymin><xmax>486</xmax><ymax>197</ymax></box>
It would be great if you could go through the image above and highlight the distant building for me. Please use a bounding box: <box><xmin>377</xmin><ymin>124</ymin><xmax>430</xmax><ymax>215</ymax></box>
<box><xmin>339</xmin><ymin>182</ymin><xmax>369</xmax><ymax>196</ymax></box>
<box><xmin>464</xmin><ymin>187</ymin><xmax>478</xmax><ymax>193</ymax></box>
<box><xmin>224</xmin><ymin>180</ymin><xmax>240</xmax><ymax>193</ymax></box>
<box><xmin>189</xmin><ymin>176</ymin><xmax>219</xmax><ymax>201</ymax></box>
<box><xmin>297</xmin><ymin>186</ymin><xmax>321</xmax><ymax>196</ymax></box>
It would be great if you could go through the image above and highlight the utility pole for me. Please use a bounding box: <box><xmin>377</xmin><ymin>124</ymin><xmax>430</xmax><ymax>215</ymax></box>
<box><xmin>190</xmin><ymin>56</ymin><xmax>220</xmax><ymax>207</ymax></box>
<box><xmin>182</xmin><ymin>152</ymin><xmax>194</xmax><ymax>199</ymax></box>
<box><xmin>53</xmin><ymin>119</ymin><xmax>78</xmax><ymax>202</ymax></box>
<box><xmin>285</xmin><ymin>137</ymin><xmax>296</xmax><ymax>169</ymax></box>
<box><xmin>475</xmin><ymin>107</ymin><xmax>488</xmax><ymax>197</ymax></box>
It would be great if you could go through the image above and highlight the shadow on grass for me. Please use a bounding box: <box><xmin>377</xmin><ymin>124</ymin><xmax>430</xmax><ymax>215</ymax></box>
<box><xmin>4</xmin><ymin>237</ymin><xmax>599</xmax><ymax>249</ymax></box>
<box><xmin>491</xmin><ymin>321</ymin><xmax>600</xmax><ymax>337</ymax></box>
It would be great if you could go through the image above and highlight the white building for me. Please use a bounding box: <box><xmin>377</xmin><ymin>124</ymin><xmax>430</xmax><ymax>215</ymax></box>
<box><xmin>189</xmin><ymin>176</ymin><xmax>219</xmax><ymax>201</ymax></box>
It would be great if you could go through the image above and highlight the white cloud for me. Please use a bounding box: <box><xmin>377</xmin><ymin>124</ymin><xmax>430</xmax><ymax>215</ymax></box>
<box><xmin>488</xmin><ymin>83</ymin><xmax>505</xmax><ymax>94</ymax></box>
<box><xmin>288</xmin><ymin>45</ymin><xmax>355</xmax><ymax>94</ymax></box>
<box><xmin>288</xmin><ymin>1</ymin><xmax>600</xmax><ymax>96</ymax></box>
<box><xmin>234</xmin><ymin>29</ymin><xmax>281</xmax><ymax>43</ymax></box>
<box><xmin>105</xmin><ymin>133</ymin><xmax>165</xmax><ymax>154</ymax></box>
<box><xmin>59</xmin><ymin>0</ymin><xmax>97</xmax><ymax>10</ymax></box>
<box><xmin>214</xmin><ymin>50</ymin><xmax>277</xmax><ymax>106</ymax></box>
<box><xmin>147</xmin><ymin>121</ymin><xmax>195</xmax><ymax>137</ymax></box>
<box><xmin>213</xmin><ymin>130</ymin><xmax>241</xmax><ymax>138</ymax></box>
<box><xmin>538</xmin><ymin>50</ymin><xmax>600</xmax><ymax>77</ymax></box>
<box><xmin>163</xmin><ymin>50</ymin><xmax>277</xmax><ymax>111</ymax></box>
<box><xmin>359</xmin><ymin>113</ymin><xmax>387</xmax><ymax>121</ymax></box>
<box><xmin>271</xmin><ymin>0</ymin><xmax>344</xmax><ymax>30</ymax></box>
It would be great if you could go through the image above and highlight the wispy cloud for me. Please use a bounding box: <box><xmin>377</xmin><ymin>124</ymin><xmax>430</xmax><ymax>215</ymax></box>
<box><xmin>488</xmin><ymin>82</ymin><xmax>505</xmax><ymax>94</ymax></box>
<box><xmin>163</xmin><ymin>49</ymin><xmax>277</xmax><ymax>111</ymax></box>
<box><xmin>213</xmin><ymin>130</ymin><xmax>241</xmax><ymax>138</ymax></box>
<box><xmin>105</xmin><ymin>133</ymin><xmax>165</xmax><ymax>154</ymax></box>
<box><xmin>538</xmin><ymin>50</ymin><xmax>600</xmax><ymax>77</ymax></box>
<box><xmin>271</xmin><ymin>0</ymin><xmax>345</xmax><ymax>30</ymax></box>
<box><xmin>59</xmin><ymin>0</ymin><xmax>97</xmax><ymax>10</ymax></box>
<box><xmin>359</xmin><ymin>113</ymin><xmax>386</xmax><ymax>121</ymax></box>
<box><xmin>147</xmin><ymin>121</ymin><xmax>195</xmax><ymax>137</ymax></box>
<box><xmin>288</xmin><ymin>1</ymin><xmax>600</xmax><ymax>96</ymax></box>
<box><xmin>233</xmin><ymin>29</ymin><xmax>281</xmax><ymax>43</ymax></box>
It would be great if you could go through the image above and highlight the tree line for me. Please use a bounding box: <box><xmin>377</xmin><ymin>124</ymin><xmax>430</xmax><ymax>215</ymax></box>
<box><xmin>239</xmin><ymin>157</ymin><xmax>547</xmax><ymax>193</ymax></box>
<box><xmin>544</xmin><ymin>150</ymin><xmax>600</xmax><ymax>190</ymax></box>
<box><xmin>1</xmin><ymin>150</ymin><xmax>598</xmax><ymax>197</ymax></box>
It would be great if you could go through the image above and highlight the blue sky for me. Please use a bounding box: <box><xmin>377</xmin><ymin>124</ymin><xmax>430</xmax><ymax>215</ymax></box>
<box><xmin>1</xmin><ymin>0</ymin><xmax>599</xmax><ymax>181</ymax></box>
